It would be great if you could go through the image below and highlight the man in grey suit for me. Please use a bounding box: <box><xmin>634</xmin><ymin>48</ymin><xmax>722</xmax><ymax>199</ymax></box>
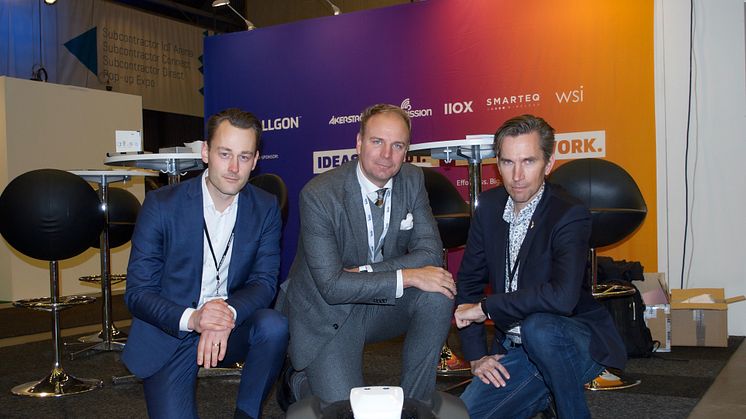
<box><xmin>281</xmin><ymin>103</ymin><xmax>456</xmax><ymax>406</ymax></box>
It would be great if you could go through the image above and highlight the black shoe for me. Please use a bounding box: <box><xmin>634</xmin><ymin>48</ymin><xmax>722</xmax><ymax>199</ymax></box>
<box><xmin>276</xmin><ymin>358</ymin><xmax>297</xmax><ymax>412</ymax></box>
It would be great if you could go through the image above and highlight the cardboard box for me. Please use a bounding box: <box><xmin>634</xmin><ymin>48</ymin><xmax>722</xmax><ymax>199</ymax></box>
<box><xmin>644</xmin><ymin>304</ymin><xmax>671</xmax><ymax>352</ymax></box>
<box><xmin>639</xmin><ymin>273</ymin><xmax>671</xmax><ymax>352</ymax></box>
<box><xmin>639</xmin><ymin>273</ymin><xmax>669</xmax><ymax>305</ymax></box>
<box><xmin>670</xmin><ymin>288</ymin><xmax>745</xmax><ymax>347</ymax></box>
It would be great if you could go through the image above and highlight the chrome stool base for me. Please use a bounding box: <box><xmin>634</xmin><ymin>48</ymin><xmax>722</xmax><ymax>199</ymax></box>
<box><xmin>79</xmin><ymin>273</ymin><xmax>127</xmax><ymax>286</ymax></box>
<box><xmin>69</xmin><ymin>340</ymin><xmax>126</xmax><ymax>360</ymax></box>
<box><xmin>12</xmin><ymin>368</ymin><xmax>103</xmax><ymax>397</ymax></box>
<box><xmin>592</xmin><ymin>283</ymin><xmax>637</xmax><ymax>299</ymax></box>
<box><xmin>585</xmin><ymin>369</ymin><xmax>641</xmax><ymax>391</ymax></box>
<box><xmin>437</xmin><ymin>344</ymin><xmax>471</xmax><ymax>377</ymax></box>
<box><xmin>76</xmin><ymin>274</ymin><xmax>128</xmax><ymax>346</ymax></box>
<box><xmin>76</xmin><ymin>324</ymin><xmax>128</xmax><ymax>344</ymax></box>
<box><xmin>11</xmin><ymin>262</ymin><xmax>103</xmax><ymax>398</ymax></box>
<box><xmin>13</xmin><ymin>295</ymin><xmax>96</xmax><ymax>311</ymax></box>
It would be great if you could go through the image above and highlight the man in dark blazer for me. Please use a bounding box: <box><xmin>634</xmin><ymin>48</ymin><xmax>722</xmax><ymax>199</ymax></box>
<box><xmin>122</xmin><ymin>108</ymin><xmax>288</xmax><ymax>419</ymax></box>
<box><xmin>454</xmin><ymin>115</ymin><xmax>626</xmax><ymax>419</ymax></box>
<box><xmin>281</xmin><ymin>104</ymin><xmax>455</xmax><ymax>406</ymax></box>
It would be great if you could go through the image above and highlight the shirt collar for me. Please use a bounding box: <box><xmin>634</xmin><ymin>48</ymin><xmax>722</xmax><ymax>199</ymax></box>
<box><xmin>503</xmin><ymin>183</ymin><xmax>545</xmax><ymax>224</ymax></box>
<box><xmin>201</xmin><ymin>169</ymin><xmax>239</xmax><ymax>214</ymax></box>
<box><xmin>356</xmin><ymin>162</ymin><xmax>393</xmax><ymax>199</ymax></box>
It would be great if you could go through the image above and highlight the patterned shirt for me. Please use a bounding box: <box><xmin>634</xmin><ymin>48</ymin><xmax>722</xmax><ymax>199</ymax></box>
<box><xmin>503</xmin><ymin>183</ymin><xmax>545</xmax><ymax>292</ymax></box>
<box><xmin>502</xmin><ymin>183</ymin><xmax>545</xmax><ymax>342</ymax></box>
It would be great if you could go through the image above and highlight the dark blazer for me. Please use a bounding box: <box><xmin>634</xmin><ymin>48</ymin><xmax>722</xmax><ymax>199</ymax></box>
<box><xmin>122</xmin><ymin>174</ymin><xmax>282</xmax><ymax>378</ymax></box>
<box><xmin>283</xmin><ymin>161</ymin><xmax>443</xmax><ymax>370</ymax></box>
<box><xmin>456</xmin><ymin>182</ymin><xmax>626</xmax><ymax>370</ymax></box>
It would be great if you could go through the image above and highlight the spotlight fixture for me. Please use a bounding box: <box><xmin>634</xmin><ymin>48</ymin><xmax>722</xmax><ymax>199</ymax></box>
<box><xmin>322</xmin><ymin>0</ymin><xmax>341</xmax><ymax>15</ymax></box>
<box><xmin>211</xmin><ymin>0</ymin><xmax>256</xmax><ymax>31</ymax></box>
<box><xmin>44</xmin><ymin>0</ymin><xmax>57</xmax><ymax>4</ymax></box>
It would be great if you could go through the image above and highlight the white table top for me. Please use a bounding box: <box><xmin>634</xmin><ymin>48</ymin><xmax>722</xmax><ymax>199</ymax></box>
<box><xmin>69</xmin><ymin>169</ymin><xmax>158</xmax><ymax>184</ymax></box>
<box><xmin>104</xmin><ymin>153</ymin><xmax>204</xmax><ymax>174</ymax></box>
<box><xmin>409</xmin><ymin>135</ymin><xmax>495</xmax><ymax>162</ymax></box>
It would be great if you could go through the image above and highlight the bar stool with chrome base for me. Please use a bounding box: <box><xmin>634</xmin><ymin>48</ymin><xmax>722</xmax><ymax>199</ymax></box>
<box><xmin>551</xmin><ymin>158</ymin><xmax>647</xmax><ymax>391</ymax></box>
<box><xmin>409</xmin><ymin>136</ymin><xmax>497</xmax><ymax>377</ymax></box>
<box><xmin>422</xmin><ymin>168</ymin><xmax>472</xmax><ymax>376</ymax></box>
<box><xmin>0</xmin><ymin>169</ymin><xmax>104</xmax><ymax>397</ymax></box>
<box><xmin>66</xmin><ymin>176</ymin><xmax>144</xmax><ymax>360</ymax></box>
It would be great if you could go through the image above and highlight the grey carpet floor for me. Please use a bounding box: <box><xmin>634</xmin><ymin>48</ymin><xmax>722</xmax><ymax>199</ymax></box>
<box><xmin>0</xmin><ymin>329</ymin><xmax>741</xmax><ymax>418</ymax></box>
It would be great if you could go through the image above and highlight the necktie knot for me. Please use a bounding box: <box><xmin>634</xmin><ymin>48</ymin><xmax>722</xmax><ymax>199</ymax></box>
<box><xmin>374</xmin><ymin>188</ymin><xmax>387</xmax><ymax>207</ymax></box>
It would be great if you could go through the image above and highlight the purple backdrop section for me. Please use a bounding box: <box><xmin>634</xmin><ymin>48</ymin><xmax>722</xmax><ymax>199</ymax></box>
<box><xmin>204</xmin><ymin>1</ymin><xmax>483</xmax><ymax>279</ymax></box>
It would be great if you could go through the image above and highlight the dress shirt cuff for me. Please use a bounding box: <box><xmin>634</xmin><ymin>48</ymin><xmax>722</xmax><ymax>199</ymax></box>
<box><xmin>180</xmin><ymin>308</ymin><xmax>196</xmax><ymax>332</ymax></box>
<box><xmin>227</xmin><ymin>304</ymin><xmax>237</xmax><ymax>321</ymax></box>
<box><xmin>396</xmin><ymin>269</ymin><xmax>404</xmax><ymax>298</ymax></box>
<box><xmin>480</xmin><ymin>297</ymin><xmax>491</xmax><ymax>320</ymax></box>
<box><xmin>358</xmin><ymin>265</ymin><xmax>373</xmax><ymax>272</ymax></box>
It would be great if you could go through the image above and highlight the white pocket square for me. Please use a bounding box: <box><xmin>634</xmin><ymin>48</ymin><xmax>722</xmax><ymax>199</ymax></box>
<box><xmin>400</xmin><ymin>213</ymin><xmax>414</xmax><ymax>230</ymax></box>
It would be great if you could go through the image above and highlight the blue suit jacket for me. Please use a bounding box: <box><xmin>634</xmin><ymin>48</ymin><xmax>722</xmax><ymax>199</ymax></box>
<box><xmin>122</xmin><ymin>174</ymin><xmax>282</xmax><ymax>378</ymax></box>
<box><xmin>456</xmin><ymin>183</ymin><xmax>626</xmax><ymax>370</ymax></box>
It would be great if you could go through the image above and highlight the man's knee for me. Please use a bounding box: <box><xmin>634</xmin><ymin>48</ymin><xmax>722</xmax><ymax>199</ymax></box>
<box><xmin>521</xmin><ymin>313</ymin><xmax>567</xmax><ymax>350</ymax></box>
<box><xmin>251</xmin><ymin>308</ymin><xmax>289</xmax><ymax>343</ymax></box>
<box><xmin>415</xmin><ymin>290</ymin><xmax>454</xmax><ymax>318</ymax></box>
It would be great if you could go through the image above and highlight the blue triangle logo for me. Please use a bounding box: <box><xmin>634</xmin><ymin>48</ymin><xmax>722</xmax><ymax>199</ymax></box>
<box><xmin>64</xmin><ymin>27</ymin><xmax>98</xmax><ymax>75</ymax></box>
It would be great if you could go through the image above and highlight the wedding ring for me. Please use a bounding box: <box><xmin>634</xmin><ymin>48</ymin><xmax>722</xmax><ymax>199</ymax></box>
<box><xmin>212</xmin><ymin>343</ymin><xmax>220</xmax><ymax>347</ymax></box>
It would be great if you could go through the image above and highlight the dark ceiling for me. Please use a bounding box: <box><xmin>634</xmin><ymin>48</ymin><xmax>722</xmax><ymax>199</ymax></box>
<box><xmin>109</xmin><ymin>0</ymin><xmax>249</xmax><ymax>33</ymax></box>
<box><xmin>106</xmin><ymin>1</ymin><xmax>418</xmax><ymax>33</ymax></box>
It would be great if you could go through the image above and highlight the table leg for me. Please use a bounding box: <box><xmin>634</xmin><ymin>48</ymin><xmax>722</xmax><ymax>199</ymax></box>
<box><xmin>69</xmin><ymin>179</ymin><xmax>125</xmax><ymax>360</ymax></box>
<box><xmin>466</xmin><ymin>145</ymin><xmax>484</xmax><ymax>214</ymax></box>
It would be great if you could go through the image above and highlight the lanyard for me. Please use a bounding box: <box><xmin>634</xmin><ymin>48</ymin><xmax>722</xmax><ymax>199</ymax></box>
<box><xmin>361</xmin><ymin>188</ymin><xmax>391</xmax><ymax>263</ymax></box>
<box><xmin>203</xmin><ymin>219</ymin><xmax>235</xmax><ymax>296</ymax></box>
<box><xmin>505</xmin><ymin>226</ymin><xmax>519</xmax><ymax>293</ymax></box>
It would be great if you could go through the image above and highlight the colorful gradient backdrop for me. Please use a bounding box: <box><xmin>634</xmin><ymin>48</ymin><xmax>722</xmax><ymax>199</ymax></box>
<box><xmin>204</xmin><ymin>0</ymin><xmax>656</xmax><ymax>278</ymax></box>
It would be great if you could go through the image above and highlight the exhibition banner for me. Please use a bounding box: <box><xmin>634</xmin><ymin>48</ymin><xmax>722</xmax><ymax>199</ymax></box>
<box><xmin>59</xmin><ymin>0</ymin><xmax>205</xmax><ymax>116</ymax></box>
<box><xmin>204</xmin><ymin>0</ymin><xmax>656</xmax><ymax>276</ymax></box>
<box><xmin>0</xmin><ymin>0</ymin><xmax>205</xmax><ymax>116</ymax></box>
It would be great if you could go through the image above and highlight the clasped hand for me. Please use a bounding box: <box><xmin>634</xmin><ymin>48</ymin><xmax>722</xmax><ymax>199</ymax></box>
<box><xmin>188</xmin><ymin>299</ymin><xmax>235</xmax><ymax>368</ymax></box>
<box><xmin>454</xmin><ymin>302</ymin><xmax>487</xmax><ymax>328</ymax></box>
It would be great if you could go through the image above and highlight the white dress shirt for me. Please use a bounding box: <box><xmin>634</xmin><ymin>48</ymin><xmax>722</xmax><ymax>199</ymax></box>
<box><xmin>178</xmin><ymin>170</ymin><xmax>239</xmax><ymax>331</ymax></box>
<box><xmin>355</xmin><ymin>164</ymin><xmax>404</xmax><ymax>298</ymax></box>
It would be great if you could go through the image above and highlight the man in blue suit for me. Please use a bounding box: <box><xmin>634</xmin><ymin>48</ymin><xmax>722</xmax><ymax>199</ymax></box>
<box><xmin>454</xmin><ymin>115</ymin><xmax>626</xmax><ymax>419</ymax></box>
<box><xmin>122</xmin><ymin>108</ymin><xmax>288</xmax><ymax>419</ymax></box>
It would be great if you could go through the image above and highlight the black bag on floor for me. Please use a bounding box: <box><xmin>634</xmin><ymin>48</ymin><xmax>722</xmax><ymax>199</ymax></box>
<box><xmin>598</xmin><ymin>280</ymin><xmax>655</xmax><ymax>358</ymax></box>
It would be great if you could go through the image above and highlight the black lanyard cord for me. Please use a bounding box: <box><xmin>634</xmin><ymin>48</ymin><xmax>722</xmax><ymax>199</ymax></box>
<box><xmin>203</xmin><ymin>220</ymin><xmax>236</xmax><ymax>289</ymax></box>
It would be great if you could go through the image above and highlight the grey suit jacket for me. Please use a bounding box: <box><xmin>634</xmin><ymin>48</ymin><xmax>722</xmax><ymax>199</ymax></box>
<box><xmin>283</xmin><ymin>160</ymin><xmax>442</xmax><ymax>369</ymax></box>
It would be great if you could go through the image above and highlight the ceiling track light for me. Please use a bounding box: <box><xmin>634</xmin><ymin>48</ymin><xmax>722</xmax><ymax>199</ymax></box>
<box><xmin>322</xmin><ymin>0</ymin><xmax>341</xmax><ymax>16</ymax></box>
<box><xmin>211</xmin><ymin>0</ymin><xmax>256</xmax><ymax>31</ymax></box>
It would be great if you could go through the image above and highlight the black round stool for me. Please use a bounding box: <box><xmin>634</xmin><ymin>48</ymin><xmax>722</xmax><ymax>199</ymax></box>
<box><xmin>551</xmin><ymin>158</ymin><xmax>647</xmax><ymax>391</ymax></box>
<box><xmin>0</xmin><ymin>169</ymin><xmax>104</xmax><ymax>397</ymax></box>
<box><xmin>422</xmin><ymin>168</ymin><xmax>472</xmax><ymax>376</ymax></box>
<box><xmin>551</xmin><ymin>158</ymin><xmax>647</xmax><ymax>296</ymax></box>
<box><xmin>249</xmin><ymin>173</ymin><xmax>289</xmax><ymax>223</ymax></box>
<box><xmin>73</xmin><ymin>186</ymin><xmax>140</xmax><ymax>352</ymax></box>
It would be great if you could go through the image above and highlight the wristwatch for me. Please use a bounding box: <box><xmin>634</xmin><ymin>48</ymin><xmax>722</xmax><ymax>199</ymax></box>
<box><xmin>480</xmin><ymin>296</ymin><xmax>491</xmax><ymax>320</ymax></box>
